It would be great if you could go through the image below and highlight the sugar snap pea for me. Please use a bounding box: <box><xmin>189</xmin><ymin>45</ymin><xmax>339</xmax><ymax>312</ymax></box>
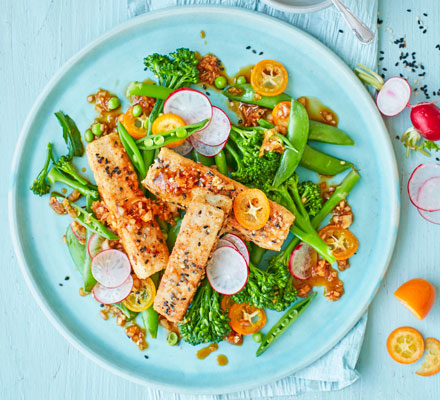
<box><xmin>126</xmin><ymin>81</ymin><xmax>173</xmax><ymax>100</ymax></box>
<box><xmin>300</xmin><ymin>145</ymin><xmax>353</xmax><ymax>175</ymax></box>
<box><xmin>257</xmin><ymin>119</ymin><xmax>354</xmax><ymax>146</ymax></box>
<box><xmin>256</xmin><ymin>292</ymin><xmax>317</xmax><ymax>356</ymax></box>
<box><xmin>222</xmin><ymin>83</ymin><xmax>291</xmax><ymax>109</ymax></box>
<box><xmin>137</xmin><ymin>119</ymin><xmax>209</xmax><ymax>151</ymax></box>
<box><xmin>215</xmin><ymin>150</ymin><xmax>228</xmax><ymax>175</ymax></box>
<box><xmin>65</xmin><ymin>224</ymin><xmax>86</xmax><ymax>276</ymax></box>
<box><xmin>82</xmin><ymin>229</ymin><xmax>97</xmax><ymax>292</ymax></box>
<box><xmin>117</xmin><ymin>121</ymin><xmax>146</xmax><ymax>179</ymax></box>
<box><xmin>192</xmin><ymin>149</ymin><xmax>215</xmax><ymax>166</ymax></box>
<box><xmin>273</xmin><ymin>100</ymin><xmax>309</xmax><ymax>187</ymax></box>
<box><xmin>142</xmin><ymin>307</ymin><xmax>159</xmax><ymax>338</ymax></box>
<box><xmin>309</xmin><ymin>121</ymin><xmax>354</xmax><ymax>145</ymax></box>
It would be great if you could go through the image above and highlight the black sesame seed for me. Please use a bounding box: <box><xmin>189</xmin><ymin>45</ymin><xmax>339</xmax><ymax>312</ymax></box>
<box><xmin>423</xmin><ymin>13</ymin><xmax>428</xmax><ymax>17</ymax></box>
<box><xmin>423</xmin><ymin>29</ymin><xmax>427</xmax><ymax>34</ymax></box>
<box><xmin>380</xmin><ymin>50</ymin><xmax>384</xmax><ymax>54</ymax></box>
<box><xmin>252</xmin><ymin>50</ymin><xmax>256</xmax><ymax>54</ymax></box>
<box><xmin>379</xmin><ymin>57</ymin><xmax>384</xmax><ymax>61</ymax></box>
<box><xmin>339</xmin><ymin>29</ymin><xmax>344</xmax><ymax>33</ymax></box>
<box><xmin>259</xmin><ymin>51</ymin><xmax>263</xmax><ymax>55</ymax></box>
<box><xmin>144</xmin><ymin>355</ymin><xmax>149</xmax><ymax>359</ymax></box>
<box><xmin>407</xmin><ymin>9</ymin><xmax>411</xmax><ymax>12</ymax></box>
<box><xmin>59</xmin><ymin>283</ymin><xmax>63</xmax><ymax>287</ymax></box>
<box><xmin>395</xmin><ymin>136</ymin><xmax>399</xmax><ymax>140</ymax></box>
<box><xmin>395</xmin><ymin>62</ymin><xmax>399</xmax><ymax>66</ymax></box>
<box><xmin>246</xmin><ymin>45</ymin><xmax>251</xmax><ymax>50</ymax></box>
<box><xmin>65</xmin><ymin>276</ymin><xmax>70</xmax><ymax>280</ymax></box>
<box><xmin>382</xmin><ymin>68</ymin><xmax>387</xmax><ymax>72</ymax></box>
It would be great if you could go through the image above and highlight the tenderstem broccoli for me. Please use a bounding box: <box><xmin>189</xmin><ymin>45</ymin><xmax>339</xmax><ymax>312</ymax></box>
<box><xmin>226</xmin><ymin>125</ymin><xmax>281</xmax><ymax>191</ymax></box>
<box><xmin>179</xmin><ymin>279</ymin><xmax>231</xmax><ymax>346</ymax></box>
<box><xmin>47</xmin><ymin>166</ymin><xmax>98</xmax><ymax>200</ymax></box>
<box><xmin>298</xmin><ymin>180</ymin><xmax>323</xmax><ymax>217</ymax></box>
<box><xmin>268</xmin><ymin>174</ymin><xmax>336</xmax><ymax>264</ymax></box>
<box><xmin>30</xmin><ymin>142</ymin><xmax>55</xmax><ymax>196</ymax></box>
<box><xmin>232</xmin><ymin>240</ymin><xmax>298</xmax><ymax>312</ymax></box>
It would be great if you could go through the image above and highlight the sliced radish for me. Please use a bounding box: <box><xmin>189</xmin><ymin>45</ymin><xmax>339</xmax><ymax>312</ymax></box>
<box><xmin>87</xmin><ymin>233</ymin><xmax>106</xmax><ymax>259</ymax></box>
<box><xmin>289</xmin><ymin>243</ymin><xmax>317</xmax><ymax>280</ymax></box>
<box><xmin>376</xmin><ymin>77</ymin><xmax>411</xmax><ymax>117</ymax></box>
<box><xmin>206</xmin><ymin>247</ymin><xmax>249</xmax><ymax>295</ymax></box>
<box><xmin>191</xmin><ymin>106</ymin><xmax>231</xmax><ymax>146</ymax></box>
<box><xmin>190</xmin><ymin>137</ymin><xmax>226</xmax><ymax>157</ymax></box>
<box><xmin>172</xmin><ymin>139</ymin><xmax>193</xmax><ymax>156</ymax></box>
<box><xmin>222</xmin><ymin>233</ymin><xmax>250</xmax><ymax>265</ymax></box>
<box><xmin>217</xmin><ymin>238</ymin><xmax>238</xmax><ymax>250</ymax></box>
<box><xmin>92</xmin><ymin>275</ymin><xmax>133</xmax><ymax>305</ymax></box>
<box><xmin>418</xmin><ymin>208</ymin><xmax>440</xmax><ymax>225</ymax></box>
<box><xmin>408</xmin><ymin>163</ymin><xmax>440</xmax><ymax>211</ymax></box>
<box><xmin>91</xmin><ymin>249</ymin><xmax>131</xmax><ymax>288</ymax></box>
<box><xmin>163</xmin><ymin>88</ymin><xmax>213</xmax><ymax>125</ymax></box>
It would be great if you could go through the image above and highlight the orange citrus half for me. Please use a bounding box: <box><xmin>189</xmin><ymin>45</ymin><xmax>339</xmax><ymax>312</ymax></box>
<box><xmin>387</xmin><ymin>326</ymin><xmax>425</xmax><ymax>364</ymax></box>
<box><xmin>394</xmin><ymin>278</ymin><xmax>435</xmax><ymax>320</ymax></box>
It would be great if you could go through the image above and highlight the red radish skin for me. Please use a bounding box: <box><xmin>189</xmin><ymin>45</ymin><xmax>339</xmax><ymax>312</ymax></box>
<box><xmin>222</xmin><ymin>233</ymin><xmax>250</xmax><ymax>265</ymax></box>
<box><xmin>376</xmin><ymin>77</ymin><xmax>411</xmax><ymax>117</ymax></box>
<box><xmin>92</xmin><ymin>275</ymin><xmax>134</xmax><ymax>305</ymax></box>
<box><xmin>407</xmin><ymin>163</ymin><xmax>440</xmax><ymax>212</ymax></box>
<box><xmin>206</xmin><ymin>246</ymin><xmax>249</xmax><ymax>295</ymax></box>
<box><xmin>91</xmin><ymin>249</ymin><xmax>131</xmax><ymax>288</ymax></box>
<box><xmin>163</xmin><ymin>88</ymin><xmax>213</xmax><ymax>125</ymax></box>
<box><xmin>191</xmin><ymin>106</ymin><xmax>231</xmax><ymax>147</ymax></box>
<box><xmin>418</xmin><ymin>207</ymin><xmax>440</xmax><ymax>225</ymax></box>
<box><xmin>409</xmin><ymin>101</ymin><xmax>440</xmax><ymax>141</ymax></box>
<box><xmin>289</xmin><ymin>243</ymin><xmax>317</xmax><ymax>281</ymax></box>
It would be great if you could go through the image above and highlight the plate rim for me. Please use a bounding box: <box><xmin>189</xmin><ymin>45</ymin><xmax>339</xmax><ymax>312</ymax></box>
<box><xmin>261</xmin><ymin>0</ymin><xmax>332</xmax><ymax>14</ymax></box>
<box><xmin>8</xmin><ymin>5</ymin><xmax>400</xmax><ymax>394</ymax></box>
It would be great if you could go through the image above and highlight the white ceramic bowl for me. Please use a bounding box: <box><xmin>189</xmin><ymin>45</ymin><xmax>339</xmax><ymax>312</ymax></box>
<box><xmin>262</xmin><ymin>0</ymin><xmax>332</xmax><ymax>13</ymax></box>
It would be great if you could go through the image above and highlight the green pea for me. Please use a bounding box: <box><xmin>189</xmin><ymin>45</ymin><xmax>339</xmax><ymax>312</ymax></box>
<box><xmin>214</xmin><ymin>76</ymin><xmax>227</xmax><ymax>89</ymax></box>
<box><xmin>132</xmin><ymin>104</ymin><xmax>143</xmax><ymax>117</ymax></box>
<box><xmin>176</xmin><ymin>127</ymin><xmax>187</xmax><ymax>138</ymax></box>
<box><xmin>92</xmin><ymin>123</ymin><xmax>103</xmax><ymax>136</ymax></box>
<box><xmin>144</xmin><ymin>138</ymin><xmax>154</xmax><ymax>148</ymax></box>
<box><xmin>167</xmin><ymin>332</ymin><xmax>179</xmax><ymax>346</ymax></box>
<box><xmin>153</xmin><ymin>135</ymin><xmax>164</xmax><ymax>145</ymax></box>
<box><xmin>253</xmin><ymin>332</ymin><xmax>263</xmax><ymax>343</ymax></box>
<box><xmin>107</xmin><ymin>96</ymin><xmax>120</xmax><ymax>110</ymax></box>
<box><xmin>236</xmin><ymin>76</ymin><xmax>247</xmax><ymax>84</ymax></box>
<box><xmin>84</xmin><ymin>129</ymin><xmax>94</xmax><ymax>143</ymax></box>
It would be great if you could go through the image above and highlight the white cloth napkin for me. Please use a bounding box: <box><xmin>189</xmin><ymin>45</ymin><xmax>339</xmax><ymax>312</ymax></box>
<box><xmin>127</xmin><ymin>0</ymin><xmax>377</xmax><ymax>397</ymax></box>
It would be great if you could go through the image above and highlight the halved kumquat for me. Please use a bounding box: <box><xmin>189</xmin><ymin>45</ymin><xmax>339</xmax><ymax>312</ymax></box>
<box><xmin>387</xmin><ymin>326</ymin><xmax>425</xmax><ymax>364</ymax></box>
<box><xmin>416</xmin><ymin>337</ymin><xmax>440</xmax><ymax>377</ymax></box>
<box><xmin>394</xmin><ymin>278</ymin><xmax>435</xmax><ymax>320</ymax></box>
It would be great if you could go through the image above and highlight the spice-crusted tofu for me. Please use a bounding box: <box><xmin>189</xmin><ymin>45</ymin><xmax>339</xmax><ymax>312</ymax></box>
<box><xmin>87</xmin><ymin>133</ymin><xmax>169</xmax><ymax>278</ymax></box>
<box><xmin>154</xmin><ymin>194</ymin><xmax>231</xmax><ymax>322</ymax></box>
<box><xmin>142</xmin><ymin>148</ymin><xmax>294</xmax><ymax>251</ymax></box>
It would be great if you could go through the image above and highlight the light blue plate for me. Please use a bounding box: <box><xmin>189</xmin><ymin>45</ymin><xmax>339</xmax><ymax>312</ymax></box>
<box><xmin>9</xmin><ymin>6</ymin><xmax>399</xmax><ymax>395</ymax></box>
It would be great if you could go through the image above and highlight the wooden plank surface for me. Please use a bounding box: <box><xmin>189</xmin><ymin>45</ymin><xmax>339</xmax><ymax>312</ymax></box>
<box><xmin>1</xmin><ymin>0</ymin><xmax>439</xmax><ymax>399</ymax></box>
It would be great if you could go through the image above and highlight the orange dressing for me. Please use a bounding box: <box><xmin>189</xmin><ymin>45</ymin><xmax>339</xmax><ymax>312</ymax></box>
<box><xmin>297</xmin><ymin>96</ymin><xmax>338</xmax><ymax>126</ymax></box>
<box><xmin>196</xmin><ymin>343</ymin><xmax>218</xmax><ymax>359</ymax></box>
<box><xmin>87</xmin><ymin>89</ymin><xmax>122</xmax><ymax>132</ymax></box>
<box><xmin>217</xmin><ymin>354</ymin><xmax>228</xmax><ymax>366</ymax></box>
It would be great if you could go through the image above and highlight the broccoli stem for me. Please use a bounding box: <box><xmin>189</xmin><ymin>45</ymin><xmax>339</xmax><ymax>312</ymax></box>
<box><xmin>289</xmin><ymin>170</ymin><xmax>360</xmax><ymax>251</ymax></box>
<box><xmin>30</xmin><ymin>142</ymin><xmax>54</xmax><ymax>196</ymax></box>
<box><xmin>47</xmin><ymin>168</ymin><xmax>98</xmax><ymax>200</ymax></box>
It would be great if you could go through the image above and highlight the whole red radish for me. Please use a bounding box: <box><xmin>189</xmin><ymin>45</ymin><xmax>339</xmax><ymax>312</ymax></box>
<box><xmin>409</xmin><ymin>101</ymin><xmax>440</xmax><ymax>141</ymax></box>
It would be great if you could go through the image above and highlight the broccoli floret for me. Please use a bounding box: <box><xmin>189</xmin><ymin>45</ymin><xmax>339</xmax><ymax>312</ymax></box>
<box><xmin>179</xmin><ymin>279</ymin><xmax>231</xmax><ymax>345</ymax></box>
<box><xmin>144</xmin><ymin>48</ymin><xmax>199</xmax><ymax>90</ymax></box>
<box><xmin>298</xmin><ymin>181</ymin><xmax>323</xmax><ymax>216</ymax></box>
<box><xmin>232</xmin><ymin>242</ymin><xmax>298</xmax><ymax>312</ymax></box>
<box><xmin>226</xmin><ymin>125</ymin><xmax>281</xmax><ymax>191</ymax></box>
<box><xmin>30</xmin><ymin>142</ymin><xmax>55</xmax><ymax>196</ymax></box>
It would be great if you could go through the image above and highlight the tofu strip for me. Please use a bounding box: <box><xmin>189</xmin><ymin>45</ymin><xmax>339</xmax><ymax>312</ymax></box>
<box><xmin>142</xmin><ymin>148</ymin><xmax>294</xmax><ymax>251</ymax></box>
<box><xmin>154</xmin><ymin>193</ymin><xmax>231</xmax><ymax>322</ymax></box>
<box><xmin>87</xmin><ymin>132</ymin><xmax>169</xmax><ymax>278</ymax></box>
